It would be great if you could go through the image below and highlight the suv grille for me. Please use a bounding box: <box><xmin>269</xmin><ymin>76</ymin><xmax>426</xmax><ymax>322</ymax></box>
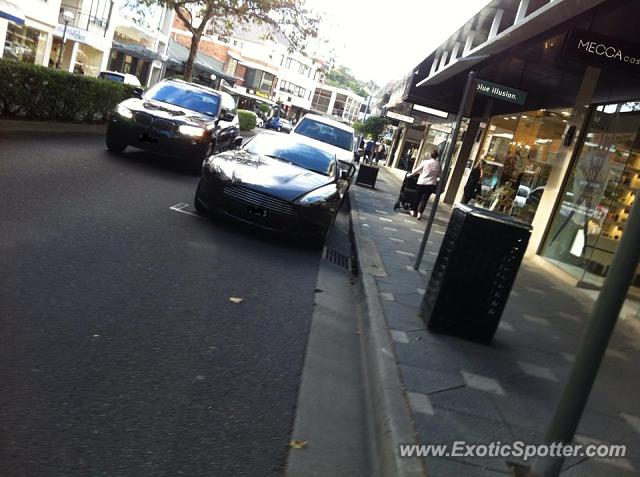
<box><xmin>134</xmin><ymin>112</ymin><xmax>176</xmax><ymax>132</ymax></box>
<box><xmin>223</xmin><ymin>185</ymin><xmax>295</xmax><ymax>216</ymax></box>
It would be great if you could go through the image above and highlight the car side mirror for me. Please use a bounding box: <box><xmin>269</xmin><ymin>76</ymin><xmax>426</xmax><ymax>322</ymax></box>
<box><xmin>220</xmin><ymin>109</ymin><xmax>235</xmax><ymax>122</ymax></box>
<box><xmin>131</xmin><ymin>87</ymin><xmax>144</xmax><ymax>99</ymax></box>
<box><xmin>233</xmin><ymin>137</ymin><xmax>243</xmax><ymax>149</ymax></box>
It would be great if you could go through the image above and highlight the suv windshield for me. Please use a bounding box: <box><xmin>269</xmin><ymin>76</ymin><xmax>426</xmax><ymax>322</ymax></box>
<box><xmin>243</xmin><ymin>134</ymin><xmax>336</xmax><ymax>176</ymax></box>
<box><xmin>294</xmin><ymin>118</ymin><xmax>353</xmax><ymax>151</ymax></box>
<box><xmin>145</xmin><ymin>83</ymin><xmax>221</xmax><ymax>117</ymax></box>
<box><xmin>98</xmin><ymin>72</ymin><xmax>124</xmax><ymax>82</ymax></box>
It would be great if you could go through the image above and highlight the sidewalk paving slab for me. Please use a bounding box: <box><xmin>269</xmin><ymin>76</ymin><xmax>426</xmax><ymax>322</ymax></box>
<box><xmin>351</xmin><ymin>166</ymin><xmax>640</xmax><ymax>477</ymax></box>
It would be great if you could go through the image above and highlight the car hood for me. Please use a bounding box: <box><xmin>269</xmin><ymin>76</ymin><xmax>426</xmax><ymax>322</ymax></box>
<box><xmin>290</xmin><ymin>133</ymin><xmax>353</xmax><ymax>163</ymax></box>
<box><xmin>122</xmin><ymin>98</ymin><xmax>216</xmax><ymax>127</ymax></box>
<box><xmin>209</xmin><ymin>151</ymin><xmax>334</xmax><ymax>201</ymax></box>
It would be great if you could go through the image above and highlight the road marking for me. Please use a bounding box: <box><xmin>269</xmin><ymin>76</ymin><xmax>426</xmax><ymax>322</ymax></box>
<box><xmin>416</xmin><ymin>288</ymin><xmax>425</xmax><ymax>295</ymax></box>
<box><xmin>380</xmin><ymin>292</ymin><xmax>395</xmax><ymax>301</ymax></box>
<box><xmin>379</xmin><ymin>217</ymin><xmax>393</xmax><ymax>222</ymax></box>
<box><xmin>461</xmin><ymin>371</ymin><xmax>505</xmax><ymax>395</ymax></box>
<box><xmin>410</xmin><ymin>228</ymin><xmax>423</xmax><ymax>233</ymax></box>
<box><xmin>396</xmin><ymin>250</ymin><xmax>415</xmax><ymax>257</ymax></box>
<box><xmin>169</xmin><ymin>203</ymin><xmax>206</xmax><ymax>219</ymax></box>
<box><xmin>384</xmin><ymin>227</ymin><xmax>398</xmax><ymax>232</ymax></box>
<box><xmin>390</xmin><ymin>329</ymin><xmax>409</xmax><ymax>343</ymax></box>
<box><xmin>389</xmin><ymin>237</ymin><xmax>404</xmax><ymax>243</ymax></box>
<box><xmin>518</xmin><ymin>361</ymin><xmax>558</xmax><ymax>381</ymax></box>
<box><xmin>407</xmin><ymin>391</ymin><xmax>435</xmax><ymax>416</ymax></box>
<box><xmin>375</xmin><ymin>209</ymin><xmax>389</xmax><ymax>215</ymax></box>
<box><xmin>523</xmin><ymin>314</ymin><xmax>551</xmax><ymax>326</ymax></box>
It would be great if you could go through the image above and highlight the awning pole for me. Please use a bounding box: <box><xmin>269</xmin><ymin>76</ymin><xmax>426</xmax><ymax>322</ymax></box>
<box><xmin>414</xmin><ymin>70</ymin><xmax>476</xmax><ymax>270</ymax></box>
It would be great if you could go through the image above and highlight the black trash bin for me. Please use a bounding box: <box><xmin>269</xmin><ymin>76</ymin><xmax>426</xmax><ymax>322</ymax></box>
<box><xmin>421</xmin><ymin>204</ymin><xmax>532</xmax><ymax>344</ymax></box>
<box><xmin>355</xmin><ymin>164</ymin><xmax>379</xmax><ymax>188</ymax></box>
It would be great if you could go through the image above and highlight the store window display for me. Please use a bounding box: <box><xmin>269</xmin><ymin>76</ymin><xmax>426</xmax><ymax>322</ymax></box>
<box><xmin>3</xmin><ymin>23</ymin><xmax>47</xmax><ymax>65</ymax></box>
<box><xmin>543</xmin><ymin>102</ymin><xmax>640</xmax><ymax>287</ymax></box>
<box><xmin>473</xmin><ymin>108</ymin><xmax>572</xmax><ymax>224</ymax></box>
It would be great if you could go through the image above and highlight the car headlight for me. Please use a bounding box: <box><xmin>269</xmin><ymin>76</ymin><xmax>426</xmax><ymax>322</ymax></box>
<box><xmin>117</xmin><ymin>104</ymin><xmax>133</xmax><ymax>119</ymax></box>
<box><xmin>295</xmin><ymin>184</ymin><xmax>338</xmax><ymax>206</ymax></box>
<box><xmin>179</xmin><ymin>125</ymin><xmax>206</xmax><ymax>138</ymax></box>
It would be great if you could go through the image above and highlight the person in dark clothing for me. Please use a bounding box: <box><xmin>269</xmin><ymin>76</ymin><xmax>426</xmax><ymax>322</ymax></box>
<box><xmin>462</xmin><ymin>159</ymin><xmax>485</xmax><ymax>204</ymax></box>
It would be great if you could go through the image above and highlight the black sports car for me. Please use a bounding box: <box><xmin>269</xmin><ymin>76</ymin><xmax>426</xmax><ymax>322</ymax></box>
<box><xmin>194</xmin><ymin>132</ymin><xmax>351</xmax><ymax>237</ymax></box>
<box><xmin>106</xmin><ymin>79</ymin><xmax>240</xmax><ymax>171</ymax></box>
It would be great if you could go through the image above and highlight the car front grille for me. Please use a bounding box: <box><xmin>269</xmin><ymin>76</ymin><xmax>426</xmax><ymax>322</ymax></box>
<box><xmin>223</xmin><ymin>185</ymin><xmax>296</xmax><ymax>216</ymax></box>
<box><xmin>134</xmin><ymin>112</ymin><xmax>176</xmax><ymax>132</ymax></box>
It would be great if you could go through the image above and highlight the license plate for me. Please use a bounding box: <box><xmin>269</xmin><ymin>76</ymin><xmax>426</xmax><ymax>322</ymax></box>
<box><xmin>246</xmin><ymin>205</ymin><xmax>267</xmax><ymax>218</ymax></box>
<box><xmin>139</xmin><ymin>132</ymin><xmax>158</xmax><ymax>143</ymax></box>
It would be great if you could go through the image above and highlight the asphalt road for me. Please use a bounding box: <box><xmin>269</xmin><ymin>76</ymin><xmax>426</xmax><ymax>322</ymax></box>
<box><xmin>0</xmin><ymin>131</ymin><xmax>321</xmax><ymax>477</ymax></box>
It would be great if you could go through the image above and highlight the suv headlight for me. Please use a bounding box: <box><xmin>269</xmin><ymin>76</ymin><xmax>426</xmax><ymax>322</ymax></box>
<box><xmin>117</xmin><ymin>104</ymin><xmax>133</xmax><ymax>119</ymax></box>
<box><xmin>295</xmin><ymin>184</ymin><xmax>338</xmax><ymax>206</ymax></box>
<box><xmin>179</xmin><ymin>125</ymin><xmax>206</xmax><ymax>138</ymax></box>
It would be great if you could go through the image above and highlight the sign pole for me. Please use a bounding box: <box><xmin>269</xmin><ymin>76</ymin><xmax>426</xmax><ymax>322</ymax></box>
<box><xmin>414</xmin><ymin>70</ymin><xmax>476</xmax><ymax>270</ymax></box>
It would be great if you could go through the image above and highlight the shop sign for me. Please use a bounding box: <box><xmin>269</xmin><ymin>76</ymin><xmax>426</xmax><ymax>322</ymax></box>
<box><xmin>386</xmin><ymin>111</ymin><xmax>414</xmax><ymax>124</ymax></box>
<box><xmin>475</xmin><ymin>79</ymin><xmax>527</xmax><ymax>105</ymax></box>
<box><xmin>254</xmin><ymin>91</ymin><xmax>270</xmax><ymax>99</ymax></box>
<box><xmin>152</xmin><ymin>60</ymin><xmax>162</xmax><ymax>69</ymax></box>
<box><xmin>564</xmin><ymin>29</ymin><xmax>640</xmax><ymax>76</ymax></box>
<box><xmin>54</xmin><ymin>24</ymin><xmax>103</xmax><ymax>51</ymax></box>
<box><xmin>430</xmin><ymin>124</ymin><xmax>452</xmax><ymax>134</ymax></box>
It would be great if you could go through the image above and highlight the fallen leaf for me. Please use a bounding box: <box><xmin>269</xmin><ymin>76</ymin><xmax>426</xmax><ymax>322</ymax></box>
<box><xmin>229</xmin><ymin>297</ymin><xmax>244</xmax><ymax>304</ymax></box>
<box><xmin>289</xmin><ymin>440</ymin><xmax>308</xmax><ymax>449</ymax></box>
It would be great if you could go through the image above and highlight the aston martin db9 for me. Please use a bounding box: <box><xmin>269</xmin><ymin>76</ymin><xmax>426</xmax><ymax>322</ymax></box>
<box><xmin>106</xmin><ymin>79</ymin><xmax>239</xmax><ymax>171</ymax></box>
<box><xmin>194</xmin><ymin>132</ymin><xmax>350</xmax><ymax>237</ymax></box>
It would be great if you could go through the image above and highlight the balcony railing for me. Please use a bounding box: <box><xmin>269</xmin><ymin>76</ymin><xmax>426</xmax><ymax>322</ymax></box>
<box><xmin>59</xmin><ymin>3</ymin><xmax>112</xmax><ymax>33</ymax></box>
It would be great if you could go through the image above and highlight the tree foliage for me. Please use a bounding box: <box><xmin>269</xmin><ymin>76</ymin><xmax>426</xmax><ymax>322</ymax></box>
<box><xmin>127</xmin><ymin>0</ymin><xmax>319</xmax><ymax>81</ymax></box>
<box><xmin>325</xmin><ymin>65</ymin><xmax>368</xmax><ymax>98</ymax></box>
<box><xmin>354</xmin><ymin>115</ymin><xmax>389</xmax><ymax>140</ymax></box>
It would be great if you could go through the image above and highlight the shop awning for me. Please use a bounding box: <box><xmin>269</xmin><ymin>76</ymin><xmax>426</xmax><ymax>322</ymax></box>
<box><xmin>221</xmin><ymin>84</ymin><xmax>276</xmax><ymax>106</ymax></box>
<box><xmin>167</xmin><ymin>40</ymin><xmax>239</xmax><ymax>84</ymax></box>
<box><xmin>0</xmin><ymin>0</ymin><xmax>25</xmax><ymax>25</ymax></box>
<box><xmin>111</xmin><ymin>41</ymin><xmax>160</xmax><ymax>62</ymax></box>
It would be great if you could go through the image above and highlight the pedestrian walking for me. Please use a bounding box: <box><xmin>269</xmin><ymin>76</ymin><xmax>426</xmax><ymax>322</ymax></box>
<box><xmin>408</xmin><ymin>149</ymin><xmax>441</xmax><ymax>219</ymax></box>
<box><xmin>364</xmin><ymin>140</ymin><xmax>375</xmax><ymax>163</ymax></box>
<box><xmin>462</xmin><ymin>159</ymin><xmax>485</xmax><ymax>204</ymax></box>
<box><xmin>375</xmin><ymin>142</ymin><xmax>385</xmax><ymax>164</ymax></box>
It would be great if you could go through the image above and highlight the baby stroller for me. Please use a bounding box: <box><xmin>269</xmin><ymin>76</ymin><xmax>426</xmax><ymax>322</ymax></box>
<box><xmin>394</xmin><ymin>173</ymin><xmax>419</xmax><ymax>211</ymax></box>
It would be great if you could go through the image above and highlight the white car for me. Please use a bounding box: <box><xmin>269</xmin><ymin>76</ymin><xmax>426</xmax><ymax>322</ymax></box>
<box><xmin>98</xmin><ymin>71</ymin><xmax>142</xmax><ymax>87</ymax></box>
<box><xmin>291</xmin><ymin>113</ymin><xmax>355</xmax><ymax>165</ymax></box>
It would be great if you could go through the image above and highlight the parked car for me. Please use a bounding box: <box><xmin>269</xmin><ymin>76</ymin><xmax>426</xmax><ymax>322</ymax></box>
<box><xmin>194</xmin><ymin>132</ymin><xmax>350</xmax><ymax>238</ymax></box>
<box><xmin>265</xmin><ymin>116</ymin><xmax>292</xmax><ymax>133</ymax></box>
<box><xmin>106</xmin><ymin>79</ymin><xmax>240</xmax><ymax>172</ymax></box>
<box><xmin>256</xmin><ymin>116</ymin><xmax>265</xmax><ymax>128</ymax></box>
<box><xmin>98</xmin><ymin>70</ymin><xmax>142</xmax><ymax>86</ymax></box>
<box><xmin>291</xmin><ymin>113</ymin><xmax>356</xmax><ymax>167</ymax></box>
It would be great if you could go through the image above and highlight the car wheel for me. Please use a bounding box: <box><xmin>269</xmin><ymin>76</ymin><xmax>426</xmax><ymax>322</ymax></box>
<box><xmin>194</xmin><ymin>182</ymin><xmax>206</xmax><ymax>213</ymax></box>
<box><xmin>106</xmin><ymin>127</ymin><xmax>127</xmax><ymax>153</ymax></box>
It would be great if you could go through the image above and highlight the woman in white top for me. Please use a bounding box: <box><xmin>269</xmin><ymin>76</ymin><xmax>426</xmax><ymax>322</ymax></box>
<box><xmin>408</xmin><ymin>149</ymin><xmax>442</xmax><ymax>219</ymax></box>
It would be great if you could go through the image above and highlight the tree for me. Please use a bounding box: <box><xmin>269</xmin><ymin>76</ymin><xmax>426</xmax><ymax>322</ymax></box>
<box><xmin>354</xmin><ymin>115</ymin><xmax>389</xmax><ymax>141</ymax></box>
<box><xmin>325</xmin><ymin>65</ymin><xmax>368</xmax><ymax>98</ymax></box>
<box><xmin>128</xmin><ymin>0</ymin><xmax>319</xmax><ymax>81</ymax></box>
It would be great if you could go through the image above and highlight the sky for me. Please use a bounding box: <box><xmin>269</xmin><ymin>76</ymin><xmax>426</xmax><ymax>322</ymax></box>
<box><xmin>305</xmin><ymin>0</ymin><xmax>492</xmax><ymax>86</ymax></box>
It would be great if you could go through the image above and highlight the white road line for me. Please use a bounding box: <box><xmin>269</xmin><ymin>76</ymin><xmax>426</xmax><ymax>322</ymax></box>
<box><xmin>379</xmin><ymin>217</ymin><xmax>393</xmax><ymax>222</ymax></box>
<box><xmin>396</xmin><ymin>250</ymin><xmax>415</xmax><ymax>257</ymax></box>
<box><xmin>384</xmin><ymin>227</ymin><xmax>398</xmax><ymax>232</ymax></box>
<box><xmin>375</xmin><ymin>209</ymin><xmax>389</xmax><ymax>215</ymax></box>
<box><xmin>390</xmin><ymin>330</ymin><xmax>409</xmax><ymax>344</ymax></box>
<box><xmin>410</xmin><ymin>228</ymin><xmax>423</xmax><ymax>233</ymax></box>
<box><xmin>169</xmin><ymin>203</ymin><xmax>205</xmax><ymax>219</ymax></box>
<box><xmin>407</xmin><ymin>391</ymin><xmax>435</xmax><ymax>416</ymax></box>
<box><xmin>389</xmin><ymin>237</ymin><xmax>404</xmax><ymax>243</ymax></box>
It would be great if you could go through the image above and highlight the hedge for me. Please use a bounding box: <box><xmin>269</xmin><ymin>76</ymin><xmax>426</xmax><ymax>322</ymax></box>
<box><xmin>0</xmin><ymin>59</ymin><xmax>136</xmax><ymax>123</ymax></box>
<box><xmin>238</xmin><ymin>109</ymin><xmax>257</xmax><ymax>130</ymax></box>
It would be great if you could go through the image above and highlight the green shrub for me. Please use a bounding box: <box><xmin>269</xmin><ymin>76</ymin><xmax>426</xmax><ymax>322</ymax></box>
<box><xmin>238</xmin><ymin>109</ymin><xmax>257</xmax><ymax>130</ymax></box>
<box><xmin>258</xmin><ymin>103</ymin><xmax>271</xmax><ymax>115</ymax></box>
<box><xmin>0</xmin><ymin>59</ymin><xmax>136</xmax><ymax>123</ymax></box>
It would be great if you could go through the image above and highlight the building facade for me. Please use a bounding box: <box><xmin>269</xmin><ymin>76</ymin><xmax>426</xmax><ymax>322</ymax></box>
<box><xmin>311</xmin><ymin>84</ymin><xmax>365</xmax><ymax>124</ymax></box>
<box><xmin>388</xmin><ymin>0</ymin><xmax>640</xmax><ymax>296</ymax></box>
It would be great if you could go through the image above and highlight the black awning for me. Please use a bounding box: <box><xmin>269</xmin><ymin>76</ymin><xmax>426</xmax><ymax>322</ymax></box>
<box><xmin>111</xmin><ymin>41</ymin><xmax>160</xmax><ymax>62</ymax></box>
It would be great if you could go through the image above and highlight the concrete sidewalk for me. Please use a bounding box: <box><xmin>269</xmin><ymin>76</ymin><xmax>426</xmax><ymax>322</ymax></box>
<box><xmin>351</xmin><ymin>166</ymin><xmax>640</xmax><ymax>476</ymax></box>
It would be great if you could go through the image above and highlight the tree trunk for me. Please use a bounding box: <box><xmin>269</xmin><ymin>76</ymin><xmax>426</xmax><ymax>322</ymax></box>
<box><xmin>184</xmin><ymin>32</ymin><xmax>201</xmax><ymax>82</ymax></box>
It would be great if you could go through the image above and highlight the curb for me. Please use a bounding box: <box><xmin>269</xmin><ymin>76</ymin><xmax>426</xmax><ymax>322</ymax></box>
<box><xmin>349</xmin><ymin>187</ymin><xmax>426</xmax><ymax>477</ymax></box>
<box><xmin>0</xmin><ymin>119</ymin><xmax>106</xmax><ymax>135</ymax></box>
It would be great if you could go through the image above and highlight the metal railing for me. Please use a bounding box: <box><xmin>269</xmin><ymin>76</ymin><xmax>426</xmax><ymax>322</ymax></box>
<box><xmin>59</xmin><ymin>3</ymin><xmax>111</xmax><ymax>32</ymax></box>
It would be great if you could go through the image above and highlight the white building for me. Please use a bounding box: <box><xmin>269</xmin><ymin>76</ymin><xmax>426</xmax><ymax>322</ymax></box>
<box><xmin>274</xmin><ymin>52</ymin><xmax>323</xmax><ymax>120</ymax></box>
<box><xmin>0</xmin><ymin>0</ymin><xmax>119</xmax><ymax>77</ymax></box>
<box><xmin>311</xmin><ymin>84</ymin><xmax>366</xmax><ymax>124</ymax></box>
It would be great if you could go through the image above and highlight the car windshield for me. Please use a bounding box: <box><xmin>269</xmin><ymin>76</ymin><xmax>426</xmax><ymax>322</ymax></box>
<box><xmin>99</xmin><ymin>72</ymin><xmax>124</xmax><ymax>83</ymax></box>
<box><xmin>145</xmin><ymin>83</ymin><xmax>221</xmax><ymax>117</ymax></box>
<box><xmin>294</xmin><ymin>118</ymin><xmax>353</xmax><ymax>151</ymax></box>
<box><xmin>243</xmin><ymin>134</ymin><xmax>336</xmax><ymax>176</ymax></box>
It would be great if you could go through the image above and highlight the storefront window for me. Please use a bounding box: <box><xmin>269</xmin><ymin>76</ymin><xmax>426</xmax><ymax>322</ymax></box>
<box><xmin>473</xmin><ymin>108</ymin><xmax>571</xmax><ymax>223</ymax></box>
<box><xmin>75</xmin><ymin>44</ymin><xmax>104</xmax><ymax>77</ymax></box>
<box><xmin>542</xmin><ymin>102</ymin><xmax>640</xmax><ymax>287</ymax></box>
<box><xmin>3</xmin><ymin>23</ymin><xmax>47</xmax><ymax>65</ymax></box>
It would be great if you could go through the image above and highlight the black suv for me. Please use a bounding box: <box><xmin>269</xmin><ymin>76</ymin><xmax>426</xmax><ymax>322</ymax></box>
<box><xmin>106</xmin><ymin>79</ymin><xmax>240</xmax><ymax>171</ymax></box>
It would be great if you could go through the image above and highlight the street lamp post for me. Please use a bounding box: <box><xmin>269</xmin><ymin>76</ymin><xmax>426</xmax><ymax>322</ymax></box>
<box><xmin>56</xmin><ymin>10</ymin><xmax>75</xmax><ymax>70</ymax></box>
